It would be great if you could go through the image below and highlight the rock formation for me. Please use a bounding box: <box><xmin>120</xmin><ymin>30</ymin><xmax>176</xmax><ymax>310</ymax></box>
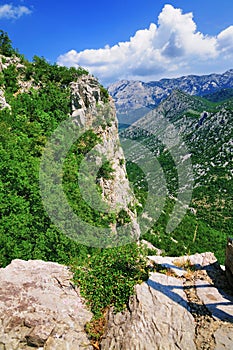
<box><xmin>1</xmin><ymin>253</ymin><xmax>233</xmax><ymax>350</ymax></box>
<box><xmin>0</xmin><ymin>259</ymin><xmax>93</xmax><ymax>349</ymax></box>
<box><xmin>225</xmin><ymin>238</ymin><xmax>233</xmax><ymax>288</ymax></box>
<box><xmin>0</xmin><ymin>88</ymin><xmax>10</xmax><ymax>109</ymax></box>
<box><xmin>70</xmin><ymin>74</ymin><xmax>140</xmax><ymax>242</ymax></box>
<box><xmin>102</xmin><ymin>252</ymin><xmax>233</xmax><ymax>350</ymax></box>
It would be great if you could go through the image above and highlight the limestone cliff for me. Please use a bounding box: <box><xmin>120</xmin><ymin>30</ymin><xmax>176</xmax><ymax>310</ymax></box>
<box><xmin>69</xmin><ymin>74</ymin><xmax>140</xmax><ymax>241</ymax></box>
<box><xmin>0</xmin><ymin>52</ymin><xmax>140</xmax><ymax>245</ymax></box>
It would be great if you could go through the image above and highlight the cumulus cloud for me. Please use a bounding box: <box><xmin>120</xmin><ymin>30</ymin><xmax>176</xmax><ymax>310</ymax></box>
<box><xmin>0</xmin><ymin>4</ymin><xmax>32</xmax><ymax>19</ymax></box>
<box><xmin>57</xmin><ymin>4</ymin><xmax>233</xmax><ymax>85</ymax></box>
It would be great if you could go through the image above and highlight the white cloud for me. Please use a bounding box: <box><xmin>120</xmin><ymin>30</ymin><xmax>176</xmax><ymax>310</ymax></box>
<box><xmin>57</xmin><ymin>4</ymin><xmax>233</xmax><ymax>85</ymax></box>
<box><xmin>0</xmin><ymin>4</ymin><xmax>32</xmax><ymax>19</ymax></box>
<box><xmin>217</xmin><ymin>26</ymin><xmax>233</xmax><ymax>54</ymax></box>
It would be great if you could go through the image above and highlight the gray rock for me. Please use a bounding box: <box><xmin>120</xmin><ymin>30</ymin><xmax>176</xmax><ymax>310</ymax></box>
<box><xmin>141</xmin><ymin>239</ymin><xmax>163</xmax><ymax>255</ymax></box>
<box><xmin>196</xmin><ymin>279</ymin><xmax>233</xmax><ymax>322</ymax></box>
<box><xmin>225</xmin><ymin>238</ymin><xmax>233</xmax><ymax>288</ymax></box>
<box><xmin>0</xmin><ymin>259</ymin><xmax>93</xmax><ymax>349</ymax></box>
<box><xmin>148</xmin><ymin>252</ymin><xmax>218</xmax><ymax>278</ymax></box>
<box><xmin>0</xmin><ymin>89</ymin><xmax>10</xmax><ymax>110</ymax></box>
<box><xmin>101</xmin><ymin>272</ymin><xmax>196</xmax><ymax>350</ymax></box>
<box><xmin>214</xmin><ymin>324</ymin><xmax>233</xmax><ymax>350</ymax></box>
<box><xmin>70</xmin><ymin>75</ymin><xmax>140</xmax><ymax>243</ymax></box>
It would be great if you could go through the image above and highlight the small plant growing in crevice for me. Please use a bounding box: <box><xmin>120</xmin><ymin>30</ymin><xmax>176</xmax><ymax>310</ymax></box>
<box><xmin>100</xmin><ymin>85</ymin><xmax>109</xmax><ymax>103</ymax></box>
<box><xmin>116</xmin><ymin>209</ymin><xmax>131</xmax><ymax>226</ymax></box>
<box><xmin>97</xmin><ymin>160</ymin><xmax>115</xmax><ymax>180</ymax></box>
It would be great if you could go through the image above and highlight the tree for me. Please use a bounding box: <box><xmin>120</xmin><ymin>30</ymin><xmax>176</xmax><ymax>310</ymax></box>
<box><xmin>0</xmin><ymin>30</ymin><xmax>15</xmax><ymax>57</ymax></box>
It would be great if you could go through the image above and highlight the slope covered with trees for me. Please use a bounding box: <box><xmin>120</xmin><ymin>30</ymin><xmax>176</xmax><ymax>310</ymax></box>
<box><xmin>0</xmin><ymin>32</ymin><xmax>149</xmax><ymax>340</ymax></box>
<box><xmin>122</xmin><ymin>90</ymin><xmax>233</xmax><ymax>263</ymax></box>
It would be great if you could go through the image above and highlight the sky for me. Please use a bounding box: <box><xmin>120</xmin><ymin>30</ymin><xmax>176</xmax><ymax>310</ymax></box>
<box><xmin>1</xmin><ymin>1</ymin><xmax>233</xmax><ymax>86</ymax></box>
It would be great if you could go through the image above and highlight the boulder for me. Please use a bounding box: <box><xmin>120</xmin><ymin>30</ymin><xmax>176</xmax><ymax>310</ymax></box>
<box><xmin>0</xmin><ymin>259</ymin><xmax>93</xmax><ymax>349</ymax></box>
<box><xmin>225</xmin><ymin>238</ymin><xmax>233</xmax><ymax>288</ymax></box>
<box><xmin>1</xmin><ymin>254</ymin><xmax>233</xmax><ymax>350</ymax></box>
<box><xmin>101</xmin><ymin>253</ymin><xmax>233</xmax><ymax>350</ymax></box>
<box><xmin>101</xmin><ymin>272</ymin><xmax>196</xmax><ymax>350</ymax></box>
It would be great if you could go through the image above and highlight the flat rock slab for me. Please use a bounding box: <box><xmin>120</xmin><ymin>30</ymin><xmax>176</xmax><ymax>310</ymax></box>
<box><xmin>196</xmin><ymin>279</ymin><xmax>233</xmax><ymax>322</ymax></box>
<box><xmin>0</xmin><ymin>259</ymin><xmax>93</xmax><ymax>350</ymax></box>
<box><xmin>214</xmin><ymin>324</ymin><xmax>233</xmax><ymax>350</ymax></box>
<box><xmin>148</xmin><ymin>255</ymin><xmax>187</xmax><ymax>277</ymax></box>
<box><xmin>148</xmin><ymin>252</ymin><xmax>218</xmax><ymax>278</ymax></box>
<box><xmin>101</xmin><ymin>272</ymin><xmax>196</xmax><ymax>350</ymax></box>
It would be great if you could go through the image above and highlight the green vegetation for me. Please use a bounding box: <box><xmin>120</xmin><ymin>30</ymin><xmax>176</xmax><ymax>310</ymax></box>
<box><xmin>0</xmin><ymin>34</ymin><xmax>149</xmax><ymax>342</ymax></box>
<box><xmin>122</xmin><ymin>92</ymin><xmax>233</xmax><ymax>264</ymax></box>
<box><xmin>100</xmin><ymin>85</ymin><xmax>109</xmax><ymax>103</ymax></box>
<box><xmin>0</xmin><ymin>30</ymin><xmax>17</xmax><ymax>57</ymax></box>
<box><xmin>204</xmin><ymin>88</ymin><xmax>233</xmax><ymax>103</ymax></box>
<box><xmin>97</xmin><ymin>160</ymin><xmax>115</xmax><ymax>180</ymax></box>
<box><xmin>72</xmin><ymin>243</ymin><xmax>148</xmax><ymax>340</ymax></box>
<box><xmin>72</xmin><ymin>244</ymin><xmax>148</xmax><ymax>318</ymax></box>
<box><xmin>0</xmin><ymin>53</ymin><xmax>89</xmax><ymax>267</ymax></box>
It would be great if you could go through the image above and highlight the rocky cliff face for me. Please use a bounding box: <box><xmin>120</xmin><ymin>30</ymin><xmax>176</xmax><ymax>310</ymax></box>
<box><xmin>0</xmin><ymin>52</ymin><xmax>140</xmax><ymax>245</ymax></box>
<box><xmin>69</xmin><ymin>74</ymin><xmax>140</xmax><ymax>241</ymax></box>
<box><xmin>108</xmin><ymin>69</ymin><xmax>233</xmax><ymax>124</ymax></box>
<box><xmin>0</xmin><ymin>54</ymin><xmax>35</xmax><ymax>110</ymax></box>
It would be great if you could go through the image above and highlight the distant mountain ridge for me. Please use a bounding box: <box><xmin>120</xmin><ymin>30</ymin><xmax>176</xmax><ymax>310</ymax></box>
<box><xmin>120</xmin><ymin>89</ymin><xmax>233</xmax><ymax>262</ymax></box>
<box><xmin>108</xmin><ymin>69</ymin><xmax>233</xmax><ymax>124</ymax></box>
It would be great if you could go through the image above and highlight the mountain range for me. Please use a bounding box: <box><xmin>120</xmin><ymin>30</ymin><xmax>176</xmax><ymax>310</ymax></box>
<box><xmin>120</xmin><ymin>89</ymin><xmax>233</xmax><ymax>262</ymax></box>
<box><xmin>108</xmin><ymin>69</ymin><xmax>233</xmax><ymax>125</ymax></box>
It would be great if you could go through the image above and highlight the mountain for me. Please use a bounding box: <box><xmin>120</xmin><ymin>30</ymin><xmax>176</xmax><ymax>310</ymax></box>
<box><xmin>0</xmin><ymin>49</ymin><xmax>139</xmax><ymax>264</ymax></box>
<box><xmin>1</xmin><ymin>33</ymin><xmax>233</xmax><ymax>349</ymax></box>
<box><xmin>108</xmin><ymin>70</ymin><xmax>233</xmax><ymax>125</ymax></box>
<box><xmin>120</xmin><ymin>90</ymin><xmax>233</xmax><ymax>263</ymax></box>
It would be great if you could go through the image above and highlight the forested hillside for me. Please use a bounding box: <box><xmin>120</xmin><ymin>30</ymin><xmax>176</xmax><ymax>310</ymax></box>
<box><xmin>0</xmin><ymin>32</ymin><xmax>149</xmax><ymax>338</ymax></box>
<box><xmin>121</xmin><ymin>90</ymin><xmax>233</xmax><ymax>263</ymax></box>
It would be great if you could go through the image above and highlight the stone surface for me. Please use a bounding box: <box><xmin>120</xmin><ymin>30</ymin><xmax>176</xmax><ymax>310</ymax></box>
<box><xmin>101</xmin><ymin>272</ymin><xmax>196</xmax><ymax>350</ymax></box>
<box><xmin>0</xmin><ymin>259</ymin><xmax>93</xmax><ymax>349</ymax></box>
<box><xmin>70</xmin><ymin>75</ymin><xmax>140</xmax><ymax>243</ymax></box>
<box><xmin>214</xmin><ymin>324</ymin><xmax>233</xmax><ymax>350</ymax></box>
<box><xmin>148</xmin><ymin>252</ymin><xmax>218</xmax><ymax>278</ymax></box>
<box><xmin>1</xmin><ymin>254</ymin><xmax>233</xmax><ymax>350</ymax></box>
<box><xmin>148</xmin><ymin>255</ymin><xmax>187</xmax><ymax>277</ymax></box>
<box><xmin>102</xmin><ymin>253</ymin><xmax>233</xmax><ymax>350</ymax></box>
<box><xmin>175</xmin><ymin>252</ymin><xmax>218</xmax><ymax>268</ymax></box>
<box><xmin>196</xmin><ymin>279</ymin><xmax>233</xmax><ymax>322</ymax></box>
<box><xmin>225</xmin><ymin>238</ymin><xmax>233</xmax><ymax>288</ymax></box>
<box><xmin>141</xmin><ymin>239</ymin><xmax>163</xmax><ymax>255</ymax></box>
<box><xmin>0</xmin><ymin>89</ymin><xmax>10</xmax><ymax>109</ymax></box>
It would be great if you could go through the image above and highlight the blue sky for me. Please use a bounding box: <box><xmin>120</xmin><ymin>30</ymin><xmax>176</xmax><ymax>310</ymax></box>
<box><xmin>1</xmin><ymin>1</ymin><xmax>233</xmax><ymax>85</ymax></box>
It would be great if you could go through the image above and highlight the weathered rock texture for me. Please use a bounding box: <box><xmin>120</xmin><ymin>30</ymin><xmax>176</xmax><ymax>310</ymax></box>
<box><xmin>1</xmin><ymin>254</ymin><xmax>233</xmax><ymax>350</ymax></box>
<box><xmin>0</xmin><ymin>259</ymin><xmax>93</xmax><ymax>349</ymax></box>
<box><xmin>70</xmin><ymin>75</ymin><xmax>140</xmax><ymax>240</ymax></box>
<box><xmin>0</xmin><ymin>88</ymin><xmax>10</xmax><ymax>109</ymax></box>
<box><xmin>225</xmin><ymin>238</ymin><xmax>233</xmax><ymax>288</ymax></box>
<box><xmin>0</xmin><ymin>54</ymin><xmax>37</xmax><ymax>109</ymax></box>
<box><xmin>102</xmin><ymin>253</ymin><xmax>233</xmax><ymax>350</ymax></box>
<box><xmin>101</xmin><ymin>272</ymin><xmax>196</xmax><ymax>350</ymax></box>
